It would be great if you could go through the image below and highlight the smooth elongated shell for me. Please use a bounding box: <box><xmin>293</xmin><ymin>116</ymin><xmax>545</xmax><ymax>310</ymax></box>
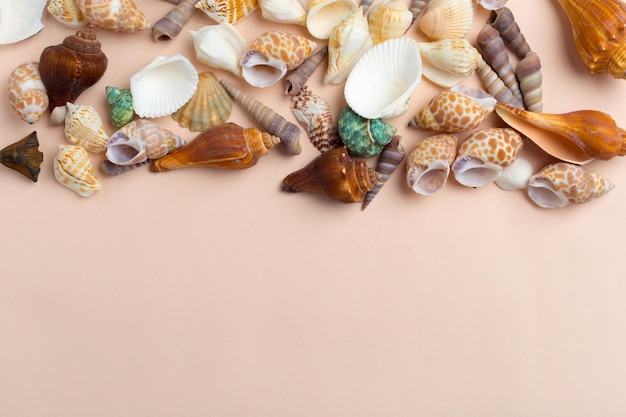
<box><xmin>555</xmin><ymin>0</ymin><xmax>626</xmax><ymax>79</ymax></box>
<box><xmin>494</xmin><ymin>155</ymin><xmax>533</xmax><ymax>191</ymax></box>
<box><xmin>418</xmin><ymin>38</ymin><xmax>481</xmax><ymax>88</ymax></box>
<box><xmin>361</xmin><ymin>135</ymin><xmax>405</xmax><ymax>210</ymax></box>
<box><xmin>406</xmin><ymin>133</ymin><xmax>457</xmax><ymax>195</ymax></box>
<box><xmin>105</xmin><ymin>86</ymin><xmax>134</xmax><ymax>128</ymax></box>
<box><xmin>106</xmin><ymin>119</ymin><xmax>185</xmax><ymax>165</ymax></box>
<box><xmin>190</xmin><ymin>23</ymin><xmax>247</xmax><ymax>77</ymax></box>
<box><xmin>130</xmin><ymin>54</ymin><xmax>199</xmax><ymax>118</ymax></box>
<box><xmin>75</xmin><ymin>0</ymin><xmax>151</xmax><ymax>32</ymax></box>
<box><xmin>6</xmin><ymin>61</ymin><xmax>49</xmax><ymax>124</ymax></box>
<box><xmin>306</xmin><ymin>0</ymin><xmax>359</xmax><ymax>39</ymax></box>
<box><xmin>528</xmin><ymin>162</ymin><xmax>614</xmax><ymax>208</ymax></box>
<box><xmin>195</xmin><ymin>0</ymin><xmax>259</xmax><ymax>24</ymax></box>
<box><xmin>0</xmin><ymin>131</ymin><xmax>44</xmax><ymax>182</ymax></box>
<box><xmin>515</xmin><ymin>51</ymin><xmax>543</xmax><ymax>112</ymax></box>
<box><xmin>290</xmin><ymin>85</ymin><xmax>342</xmax><ymax>153</ymax></box>
<box><xmin>418</xmin><ymin>0</ymin><xmax>475</xmax><ymax>40</ymax></box>
<box><xmin>367</xmin><ymin>0</ymin><xmax>412</xmax><ymax>45</ymax></box>
<box><xmin>64</xmin><ymin>102</ymin><xmax>110</xmax><ymax>153</ymax></box>
<box><xmin>152</xmin><ymin>0</ymin><xmax>199</xmax><ymax>41</ymax></box>
<box><xmin>324</xmin><ymin>7</ymin><xmax>373</xmax><ymax>85</ymax></box>
<box><xmin>150</xmin><ymin>122</ymin><xmax>280</xmax><ymax>171</ymax></box>
<box><xmin>53</xmin><ymin>144</ymin><xmax>101</xmax><ymax>197</ymax></box>
<box><xmin>409</xmin><ymin>85</ymin><xmax>496</xmax><ymax>132</ymax></box>
<box><xmin>281</xmin><ymin>146</ymin><xmax>380</xmax><ymax>203</ymax></box>
<box><xmin>338</xmin><ymin>106</ymin><xmax>397</xmax><ymax>158</ymax></box>
<box><xmin>495</xmin><ymin>103</ymin><xmax>626</xmax><ymax>164</ymax></box>
<box><xmin>173</xmin><ymin>71</ymin><xmax>233</xmax><ymax>132</ymax></box>
<box><xmin>0</xmin><ymin>0</ymin><xmax>47</xmax><ymax>44</ymax></box>
<box><xmin>259</xmin><ymin>0</ymin><xmax>306</xmax><ymax>25</ymax></box>
<box><xmin>451</xmin><ymin>127</ymin><xmax>524</xmax><ymax>187</ymax></box>
<box><xmin>344</xmin><ymin>37</ymin><xmax>422</xmax><ymax>119</ymax></box>
<box><xmin>47</xmin><ymin>0</ymin><xmax>88</xmax><ymax>28</ymax></box>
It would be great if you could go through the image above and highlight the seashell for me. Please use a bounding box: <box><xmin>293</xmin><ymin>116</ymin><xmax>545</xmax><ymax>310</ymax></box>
<box><xmin>259</xmin><ymin>0</ymin><xmax>306</xmax><ymax>25</ymax></box>
<box><xmin>75</xmin><ymin>0</ymin><xmax>151</xmax><ymax>32</ymax></box>
<box><xmin>405</xmin><ymin>133</ymin><xmax>457</xmax><ymax>196</ymax></box>
<box><xmin>515</xmin><ymin>51</ymin><xmax>543</xmax><ymax>112</ymax></box>
<box><xmin>451</xmin><ymin>127</ymin><xmax>524</xmax><ymax>187</ymax></box>
<box><xmin>367</xmin><ymin>0</ymin><xmax>412</xmax><ymax>45</ymax></box>
<box><xmin>0</xmin><ymin>0</ymin><xmax>47</xmax><ymax>44</ymax></box>
<box><xmin>195</xmin><ymin>0</ymin><xmax>259</xmax><ymax>24</ymax></box>
<box><xmin>151</xmin><ymin>122</ymin><xmax>280</xmax><ymax>172</ymax></box>
<box><xmin>281</xmin><ymin>146</ymin><xmax>380</xmax><ymax>203</ymax></box>
<box><xmin>290</xmin><ymin>85</ymin><xmax>342</xmax><ymax>153</ymax></box>
<box><xmin>0</xmin><ymin>131</ymin><xmax>44</xmax><ymax>182</ymax></box>
<box><xmin>476</xmin><ymin>24</ymin><xmax>523</xmax><ymax>104</ymax></box>
<box><xmin>337</xmin><ymin>106</ymin><xmax>397</xmax><ymax>158</ymax></box>
<box><xmin>487</xmin><ymin>7</ymin><xmax>530</xmax><ymax>59</ymax></box>
<box><xmin>306</xmin><ymin>0</ymin><xmax>359</xmax><ymax>40</ymax></box>
<box><xmin>494</xmin><ymin>155</ymin><xmax>533</xmax><ymax>191</ymax></box>
<box><xmin>190</xmin><ymin>23</ymin><xmax>247</xmax><ymax>78</ymax></box>
<box><xmin>152</xmin><ymin>0</ymin><xmax>199</xmax><ymax>41</ymax></box>
<box><xmin>6</xmin><ymin>61</ymin><xmax>49</xmax><ymax>125</ymax></box>
<box><xmin>344</xmin><ymin>37</ymin><xmax>422</xmax><ymax>120</ymax></box>
<box><xmin>53</xmin><ymin>144</ymin><xmax>101</xmax><ymax>197</ymax></box>
<box><xmin>418</xmin><ymin>0</ymin><xmax>475</xmax><ymax>41</ymax></box>
<box><xmin>409</xmin><ymin>85</ymin><xmax>496</xmax><ymax>132</ymax></box>
<box><xmin>285</xmin><ymin>45</ymin><xmax>328</xmax><ymax>95</ymax></box>
<box><xmin>38</xmin><ymin>25</ymin><xmax>108</xmax><ymax>125</ymax></box>
<box><xmin>220</xmin><ymin>78</ymin><xmax>302</xmax><ymax>155</ymax></box>
<box><xmin>409</xmin><ymin>0</ymin><xmax>429</xmax><ymax>24</ymax></box>
<box><xmin>105</xmin><ymin>86</ymin><xmax>135</xmax><ymax>128</ymax></box>
<box><xmin>475</xmin><ymin>56</ymin><xmax>524</xmax><ymax>108</ymax></box>
<box><xmin>528</xmin><ymin>162</ymin><xmax>614</xmax><ymax>208</ymax></box>
<box><xmin>495</xmin><ymin>103</ymin><xmax>626</xmax><ymax>164</ymax></box>
<box><xmin>47</xmin><ymin>0</ymin><xmax>88</xmax><ymax>29</ymax></box>
<box><xmin>418</xmin><ymin>38</ymin><xmax>481</xmax><ymax>88</ymax></box>
<box><xmin>99</xmin><ymin>159</ymin><xmax>151</xmax><ymax>176</ymax></box>
<box><xmin>361</xmin><ymin>135</ymin><xmax>405</xmax><ymax>210</ymax></box>
<box><xmin>64</xmin><ymin>102</ymin><xmax>110</xmax><ymax>153</ymax></box>
<box><xmin>324</xmin><ymin>7</ymin><xmax>373</xmax><ymax>85</ymax></box>
<box><xmin>106</xmin><ymin>119</ymin><xmax>185</xmax><ymax>166</ymax></box>
<box><xmin>130</xmin><ymin>54</ymin><xmax>199</xmax><ymax>118</ymax></box>
<box><xmin>476</xmin><ymin>0</ymin><xmax>508</xmax><ymax>10</ymax></box>
<box><xmin>555</xmin><ymin>0</ymin><xmax>626</xmax><ymax>79</ymax></box>
<box><xmin>172</xmin><ymin>71</ymin><xmax>233</xmax><ymax>132</ymax></box>
<box><xmin>240</xmin><ymin>31</ymin><xmax>317</xmax><ymax>88</ymax></box>
<box><xmin>360</xmin><ymin>0</ymin><xmax>374</xmax><ymax>13</ymax></box>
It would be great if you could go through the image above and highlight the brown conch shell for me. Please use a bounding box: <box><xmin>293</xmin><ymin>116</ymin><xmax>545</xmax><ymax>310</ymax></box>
<box><xmin>281</xmin><ymin>146</ymin><xmax>380</xmax><ymax>204</ymax></box>
<box><xmin>495</xmin><ymin>103</ymin><xmax>626</xmax><ymax>164</ymax></box>
<box><xmin>150</xmin><ymin>122</ymin><xmax>280</xmax><ymax>172</ymax></box>
<box><xmin>555</xmin><ymin>0</ymin><xmax>626</xmax><ymax>79</ymax></box>
<box><xmin>0</xmin><ymin>131</ymin><xmax>44</xmax><ymax>182</ymax></box>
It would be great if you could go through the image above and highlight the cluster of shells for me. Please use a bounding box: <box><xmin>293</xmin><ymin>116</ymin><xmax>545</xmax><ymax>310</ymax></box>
<box><xmin>3</xmin><ymin>0</ymin><xmax>626</xmax><ymax>210</ymax></box>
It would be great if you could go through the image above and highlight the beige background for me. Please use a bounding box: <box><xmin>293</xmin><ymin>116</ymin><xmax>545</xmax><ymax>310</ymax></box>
<box><xmin>1</xmin><ymin>1</ymin><xmax>626</xmax><ymax>415</ymax></box>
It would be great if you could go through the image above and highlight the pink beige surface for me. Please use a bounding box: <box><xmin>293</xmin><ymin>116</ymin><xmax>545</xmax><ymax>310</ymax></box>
<box><xmin>1</xmin><ymin>1</ymin><xmax>626</xmax><ymax>415</ymax></box>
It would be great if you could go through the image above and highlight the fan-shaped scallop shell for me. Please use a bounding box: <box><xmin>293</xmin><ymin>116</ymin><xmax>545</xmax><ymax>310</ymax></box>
<box><xmin>418</xmin><ymin>0</ymin><xmax>475</xmax><ymax>40</ymax></box>
<box><xmin>47</xmin><ymin>0</ymin><xmax>88</xmax><ymax>28</ymax></box>
<box><xmin>53</xmin><ymin>144</ymin><xmax>101</xmax><ymax>197</ymax></box>
<box><xmin>173</xmin><ymin>71</ymin><xmax>233</xmax><ymax>132</ymax></box>
<box><xmin>195</xmin><ymin>0</ymin><xmax>259</xmax><ymax>24</ymax></box>
<box><xmin>75</xmin><ymin>0</ymin><xmax>152</xmax><ymax>32</ymax></box>
<box><xmin>6</xmin><ymin>61</ymin><xmax>49</xmax><ymax>125</ymax></box>
<box><xmin>290</xmin><ymin>85</ymin><xmax>342</xmax><ymax>153</ymax></box>
<box><xmin>418</xmin><ymin>39</ymin><xmax>481</xmax><ymax>88</ymax></box>
<box><xmin>64</xmin><ymin>102</ymin><xmax>110</xmax><ymax>153</ymax></box>
<box><xmin>494</xmin><ymin>155</ymin><xmax>533</xmax><ymax>191</ymax></box>
<box><xmin>368</xmin><ymin>0</ymin><xmax>412</xmax><ymax>45</ymax></box>
<box><xmin>406</xmin><ymin>133</ymin><xmax>457</xmax><ymax>195</ymax></box>
<box><xmin>190</xmin><ymin>23</ymin><xmax>247</xmax><ymax>78</ymax></box>
<box><xmin>0</xmin><ymin>0</ymin><xmax>47</xmax><ymax>44</ymax></box>
<box><xmin>306</xmin><ymin>0</ymin><xmax>359</xmax><ymax>40</ymax></box>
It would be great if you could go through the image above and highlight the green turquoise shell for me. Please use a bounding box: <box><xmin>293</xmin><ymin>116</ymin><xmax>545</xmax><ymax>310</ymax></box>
<box><xmin>337</xmin><ymin>106</ymin><xmax>397</xmax><ymax>158</ymax></box>
<box><xmin>106</xmin><ymin>86</ymin><xmax>135</xmax><ymax>128</ymax></box>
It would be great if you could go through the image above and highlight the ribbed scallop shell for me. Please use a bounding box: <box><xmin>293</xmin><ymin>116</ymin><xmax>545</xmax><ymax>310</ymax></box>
<box><xmin>47</xmin><ymin>0</ymin><xmax>88</xmax><ymax>28</ymax></box>
<box><xmin>53</xmin><ymin>144</ymin><xmax>101</xmax><ymax>197</ymax></box>
<box><xmin>344</xmin><ymin>37</ymin><xmax>422</xmax><ymax>119</ymax></box>
<box><xmin>130</xmin><ymin>54</ymin><xmax>199</xmax><ymax>118</ymax></box>
<box><xmin>367</xmin><ymin>0</ymin><xmax>412</xmax><ymax>45</ymax></box>
<box><xmin>306</xmin><ymin>0</ymin><xmax>359</xmax><ymax>40</ymax></box>
<box><xmin>259</xmin><ymin>0</ymin><xmax>306</xmax><ymax>25</ymax></box>
<box><xmin>173</xmin><ymin>71</ymin><xmax>233</xmax><ymax>132</ymax></box>
<box><xmin>418</xmin><ymin>0</ymin><xmax>475</xmax><ymax>40</ymax></box>
<box><xmin>0</xmin><ymin>0</ymin><xmax>47</xmax><ymax>44</ymax></box>
<box><xmin>75</xmin><ymin>0</ymin><xmax>151</xmax><ymax>32</ymax></box>
<box><xmin>64</xmin><ymin>102</ymin><xmax>110</xmax><ymax>153</ymax></box>
<box><xmin>494</xmin><ymin>155</ymin><xmax>533</xmax><ymax>191</ymax></box>
<box><xmin>418</xmin><ymin>39</ymin><xmax>481</xmax><ymax>88</ymax></box>
<box><xmin>6</xmin><ymin>61</ymin><xmax>49</xmax><ymax>124</ymax></box>
<box><xmin>195</xmin><ymin>0</ymin><xmax>259</xmax><ymax>24</ymax></box>
<box><xmin>406</xmin><ymin>133</ymin><xmax>457</xmax><ymax>195</ymax></box>
<box><xmin>190</xmin><ymin>23</ymin><xmax>247</xmax><ymax>77</ymax></box>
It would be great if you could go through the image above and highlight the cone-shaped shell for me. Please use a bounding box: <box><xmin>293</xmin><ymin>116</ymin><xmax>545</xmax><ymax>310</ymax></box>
<box><xmin>361</xmin><ymin>135</ymin><xmax>405</xmax><ymax>210</ymax></box>
<box><xmin>195</xmin><ymin>0</ymin><xmax>259</xmax><ymax>24</ymax></box>
<box><xmin>259</xmin><ymin>0</ymin><xmax>306</xmax><ymax>25</ymax></box>
<box><xmin>47</xmin><ymin>0</ymin><xmax>88</xmax><ymax>29</ymax></box>
<box><xmin>495</xmin><ymin>103</ymin><xmax>626</xmax><ymax>164</ymax></box>
<box><xmin>281</xmin><ymin>146</ymin><xmax>380</xmax><ymax>203</ymax></box>
<box><xmin>367</xmin><ymin>0</ymin><xmax>412</xmax><ymax>45</ymax></box>
<box><xmin>406</xmin><ymin>133</ymin><xmax>457</xmax><ymax>195</ymax></box>
<box><xmin>173</xmin><ymin>72</ymin><xmax>233</xmax><ymax>132</ymax></box>
<box><xmin>338</xmin><ymin>106</ymin><xmax>397</xmax><ymax>157</ymax></box>
<box><xmin>53</xmin><ymin>144</ymin><xmax>101</xmax><ymax>196</ymax></box>
<box><xmin>152</xmin><ymin>0</ymin><xmax>199</xmax><ymax>41</ymax></box>
<box><xmin>285</xmin><ymin>45</ymin><xmax>328</xmax><ymax>95</ymax></box>
<box><xmin>418</xmin><ymin>39</ymin><xmax>481</xmax><ymax>88</ymax></box>
<box><xmin>64</xmin><ymin>102</ymin><xmax>110</xmax><ymax>153</ymax></box>
<box><xmin>75</xmin><ymin>0</ymin><xmax>151</xmax><ymax>31</ymax></box>
<box><xmin>190</xmin><ymin>23</ymin><xmax>247</xmax><ymax>77</ymax></box>
<box><xmin>150</xmin><ymin>122</ymin><xmax>280</xmax><ymax>171</ymax></box>
<box><xmin>105</xmin><ymin>86</ymin><xmax>135</xmax><ymax>128</ymax></box>
<box><xmin>306</xmin><ymin>0</ymin><xmax>359</xmax><ymax>40</ymax></box>
<box><xmin>0</xmin><ymin>131</ymin><xmax>44</xmax><ymax>182</ymax></box>
<box><xmin>528</xmin><ymin>162</ymin><xmax>615</xmax><ymax>208</ymax></box>
<box><xmin>487</xmin><ymin>7</ymin><xmax>530</xmax><ymax>59</ymax></box>
<box><xmin>418</xmin><ymin>0</ymin><xmax>475</xmax><ymax>40</ymax></box>
<box><xmin>0</xmin><ymin>0</ymin><xmax>46</xmax><ymax>44</ymax></box>
<box><xmin>6</xmin><ymin>61</ymin><xmax>49</xmax><ymax>124</ymax></box>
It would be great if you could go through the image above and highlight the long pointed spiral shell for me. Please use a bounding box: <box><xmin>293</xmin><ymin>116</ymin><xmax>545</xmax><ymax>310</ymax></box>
<box><xmin>360</xmin><ymin>0</ymin><xmax>374</xmax><ymax>13</ymax></box>
<box><xmin>152</xmin><ymin>0</ymin><xmax>199</xmax><ymax>40</ymax></box>
<box><xmin>290</xmin><ymin>85</ymin><xmax>341</xmax><ymax>153</ymax></box>
<box><xmin>487</xmin><ymin>7</ymin><xmax>531</xmax><ymax>59</ymax></box>
<box><xmin>361</xmin><ymin>135</ymin><xmax>405</xmax><ymax>210</ymax></box>
<box><xmin>284</xmin><ymin>45</ymin><xmax>328</xmax><ymax>96</ymax></box>
<box><xmin>515</xmin><ymin>51</ymin><xmax>543</xmax><ymax>112</ymax></box>
<box><xmin>476</xmin><ymin>57</ymin><xmax>523</xmax><ymax>108</ymax></box>
<box><xmin>409</xmin><ymin>0</ymin><xmax>429</xmax><ymax>24</ymax></box>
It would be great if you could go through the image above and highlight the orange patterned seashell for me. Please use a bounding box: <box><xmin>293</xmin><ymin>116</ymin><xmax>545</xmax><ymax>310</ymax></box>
<box><xmin>75</xmin><ymin>0</ymin><xmax>151</xmax><ymax>32</ymax></box>
<box><xmin>495</xmin><ymin>102</ymin><xmax>626</xmax><ymax>164</ymax></box>
<box><xmin>406</xmin><ymin>133</ymin><xmax>458</xmax><ymax>195</ymax></box>
<box><xmin>6</xmin><ymin>61</ymin><xmax>49</xmax><ymax>124</ymax></box>
<box><xmin>150</xmin><ymin>122</ymin><xmax>280</xmax><ymax>172</ymax></box>
<box><xmin>281</xmin><ymin>146</ymin><xmax>380</xmax><ymax>203</ymax></box>
<box><xmin>195</xmin><ymin>0</ymin><xmax>259</xmax><ymax>24</ymax></box>
<box><xmin>555</xmin><ymin>0</ymin><xmax>626</xmax><ymax>79</ymax></box>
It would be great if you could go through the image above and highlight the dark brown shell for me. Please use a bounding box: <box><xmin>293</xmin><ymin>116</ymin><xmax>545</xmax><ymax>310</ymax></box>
<box><xmin>0</xmin><ymin>131</ymin><xmax>44</xmax><ymax>182</ymax></box>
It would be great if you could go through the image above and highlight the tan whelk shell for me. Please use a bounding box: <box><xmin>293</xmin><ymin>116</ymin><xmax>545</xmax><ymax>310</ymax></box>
<box><xmin>53</xmin><ymin>144</ymin><xmax>101</xmax><ymax>197</ymax></box>
<box><xmin>64</xmin><ymin>102</ymin><xmax>110</xmax><ymax>153</ymax></box>
<box><xmin>195</xmin><ymin>0</ymin><xmax>259</xmax><ymax>24</ymax></box>
<box><xmin>418</xmin><ymin>39</ymin><xmax>481</xmax><ymax>88</ymax></box>
<box><xmin>47</xmin><ymin>0</ymin><xmax>88</xmax><ymax>28</ymax></box>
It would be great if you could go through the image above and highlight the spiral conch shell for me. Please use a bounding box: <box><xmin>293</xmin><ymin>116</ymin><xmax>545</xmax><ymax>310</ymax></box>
<box><xmin>53</xmin><ymin>144</ymin><xmax>101</xmax><ymax>197</ymax></box>
<box><xmin>190</xmin><ymin>23</ymin><xmax>247</xmax><ymax>78</ymax></box>
<box><xmin>47</xmin><ymin>0</ymin><xmax>88</xmax><ymax>29</ymax></box>
<box><xmin>528</xmin><ymin>162</ymin><xmax>614</xmax><ymax>208</ymax></box>
<box><xmin>555</xmin><ymin>0</ymin><xmax>626</xmax><ymax>79</ymax></box>
<box><xmin>75</xmin><ymin>0</ymin><xmax>151</xmax><ymax>32</ymax></box>
<box><xmin>6</xmin><ymin>62</ymin><xmax>49</xmax><ymax>125</ymax></box>
<box><xmin>290</xmin><ymin>85</ymin><xmax>342</xmax><ymax>153</ymax></box>
<box><xmin>418</xmin><ymin>39</ymin><xmax>482</xmax><ymax>88</ymax></box>
<box><xmin>195</xmin><ymin>0</ymin><xmax>259</xmax><ymax>24</ymax></box>
<box><xmin>64</xmin><ymin>102</ymin><xmax>110</xmax><ymax>153</ymax></box>
<box><xmin>406</xmin><ymin>133</ymin><xmax>458</xmax><ymax>195</ymax></box>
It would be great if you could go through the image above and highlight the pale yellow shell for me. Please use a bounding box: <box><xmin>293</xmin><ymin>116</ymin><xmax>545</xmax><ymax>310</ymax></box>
<box><xmin>53</xmin><ymin>144</ymin><xmax>101</xmax><ymax>197</ymax></box>
<box><xmin>173</xmin><ymin>72</ymin><xmax>233</xmax><ymax>132</ymax></box>
<box><xmin>6</xmin><ymin>61</ymin><xmax>49</xmax><ymax>124</ymax></box>
<box><xmin>64</xmin><ymin>102</ymin><xmax>110</xmax><ymax>153</ymax></box>
<box><xmin>367</xmin><ymin>0</ymin><xmax>412</xmax><ymax>45</ymax></box>
<box><xmin>418</xmin><ymin>39</ymin><xmax>481</xmax><ymax>87</ymax></box>
<box><xmin>75</xmin><ymin>0</ymin><xmax>151</xmax><ymax>32</ymax></box>
<box><xmin>258</xmin><ymin>0</ymin><xmax>306</xmax><ymax>25</ymax></box>
<box><xmin>418</xmin><ymin>0</ymin><xmax>475</xmax><ymax>40</ymax></box>
<box><xmin>190</xmin><ymin>23</ymin><xmax>247</xmax><ymax>77</ymax></box>
<box><xmin>306</xmin><ymin>0</ymin><xmax>359</xmax><ymax>39</ymax></box>
<box><xmin>47</xmin><ymin>0</ymin><xmax>88</xmax><ymax>28</ymax></box>
<box><xmin>195</xmin><ymin>0</ymin><xmax>259</xmax><ymax>24</ymax></box>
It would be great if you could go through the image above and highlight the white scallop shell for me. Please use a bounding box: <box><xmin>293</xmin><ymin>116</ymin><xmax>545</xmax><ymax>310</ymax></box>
<box><xmin>344</xmin><ymin>37</ymin><xmax>422</xmax><ymax>119</ymax></box>
<box><xmin>259</xmin><ymin>0</ymin><xmax>306</xmax><ymax>25</ymax></box>
<box><xmin>494</xmin><ymin>155</ymin><xmax>534</xmax><ymax>191</ymax></box>
<box><xmin>190</xmin><ymin>23</ymin><xmax>247</xmax><ymax>77</ymax></box>
<box><xmin>0</xmin><ymin>0</ymin><xmax>47</xmax><ymax>44</ymax></box>
<box><xmin>130</xmin><ymin>54</ymin><xmax>199</xmax><ymax>118</ymax></box>
<box><xmin>306</xmin><ymin>0</ymin><xmax>359</xmax><ymax>40</ymax></box>
<box><xmin>418</xmin><ymin>0</ymin><xmax>475</xmax><ymax>40</ymax></box>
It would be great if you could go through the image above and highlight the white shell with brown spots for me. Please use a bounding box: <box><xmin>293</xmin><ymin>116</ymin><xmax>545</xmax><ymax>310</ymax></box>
<box><xmin>406</xmin><ymin>133</ymin><xmax>458</xmax><ymax>195</ymax></box>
